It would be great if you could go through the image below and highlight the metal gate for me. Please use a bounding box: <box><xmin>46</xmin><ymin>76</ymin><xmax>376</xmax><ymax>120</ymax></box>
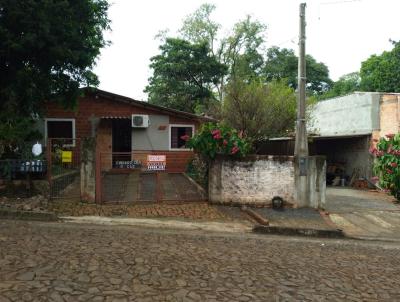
<box><xmin>47</xmin><ymin>138</ymin><xmax>81</xmax><ymax>200</ymax></box>
<box><xmin>98</xmin><ymin>152</ymin><xmax>206</xmax><ymax>203</ymax></box>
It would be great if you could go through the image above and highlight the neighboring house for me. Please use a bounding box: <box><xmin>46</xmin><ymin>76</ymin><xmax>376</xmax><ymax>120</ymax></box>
<box><xmin>40</xmin><ymin>88</ymin><xmax>213</xmax><ymax>173</ymax></box>
<box><xmin>263</xmin><ymin>92</ymin><xmax>400</xmax><ymax>184</ymax></box>
<box><xmin>309</xmin><ymin>92</ymin><xmax>400</xmax><ymax>181</ymax></box>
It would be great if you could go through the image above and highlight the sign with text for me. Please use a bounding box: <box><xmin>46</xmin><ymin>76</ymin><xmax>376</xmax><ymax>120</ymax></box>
<box><xmin>61</xmin><ymin>151</ymin><xmax>72</xmax><ymax>163</ymax></box>
<box><xmin>147</xmin><ymin>155</ymin><xmax>166</xmax><ymax>171</ymax></box>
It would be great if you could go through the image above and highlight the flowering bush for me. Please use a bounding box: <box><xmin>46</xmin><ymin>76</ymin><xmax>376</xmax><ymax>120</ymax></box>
<box><xmin>371</xmin><ymin>133</ymin><xmax>400</xmax><ymax>202</ymax></box>
<box><xmin>184</xmin><ymin>123</ymin><xmax>250</xmax><ymax>160</ymax></box>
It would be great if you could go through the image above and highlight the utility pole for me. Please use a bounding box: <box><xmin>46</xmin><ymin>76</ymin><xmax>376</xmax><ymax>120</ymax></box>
<box><xmin>294</xmin><ymin>3</ymin><xmax>309</xmax><ymax>207</ymax></box>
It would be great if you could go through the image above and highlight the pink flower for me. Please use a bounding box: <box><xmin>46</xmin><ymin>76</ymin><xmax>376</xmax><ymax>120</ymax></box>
<box><xmin>386</xmin><ymin>169</ymin><xmax>393</xmax><ymax>174</ymax></box>
<box><xmin>369</xmin><ymin>147</ymin><xmax>377</xmax><ymax>155</ymax></box>
<box><xmin>390</xmin><ymin>162</ymin><xmax>398</xmax><ymax>168</ymax></box>
<box><xmin>211</xmin><ymin>129</ymin><xmax>222</xmax><ymax>140</ymax></box>
<box><xmin>180</xmin><ymin>135</ymin><xmax>190</xmax><ymax>141</ymax></box>
<box><xmin>371</xmin><ymin>176</ymin><xmax>379</xmax><ymax>183</ymax></box>
<box><xmin>231</xmin><ymin>146</ymin><xmax>240</xmax><ymax>155</ymax></box>
<box><xmin>223</xmin><ymin>139</ymin><xmax>228</xmax><ymax>146</ymax></box>
<box><xmin>386</xmin><ymin>133</ymin><xmax>395</xmax><ymax>139</ymax></box>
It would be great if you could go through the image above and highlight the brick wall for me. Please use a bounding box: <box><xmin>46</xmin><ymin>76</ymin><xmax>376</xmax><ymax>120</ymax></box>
<box><xmin>209</xmin><ymin>156</ymin><xmax>296</xmax><ymax>206</ymax></box>
<box><xmin>379</xmin><ymin>94</ymin><xmax>400</xmax><ymax>137</ymax></box>
<box><xmin>46</xmin><ymin>95</ymin><xmax>201</xmax><ymax>139</ymax></box>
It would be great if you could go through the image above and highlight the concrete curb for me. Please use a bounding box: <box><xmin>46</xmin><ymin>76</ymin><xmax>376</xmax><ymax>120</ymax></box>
<box><xmin>253</xmin><ymin>225</ymin><xmax>345</xmax><ymax>239</ymax></box>
<box><xmin>241</xmin><ymin>206</ymin><xmax>269</xmax><ymax>225</ymax></box>
<box><xmin>0</xmin><ymin>209</ymin><xmax>58</xmax><ymax>222</ymax></box>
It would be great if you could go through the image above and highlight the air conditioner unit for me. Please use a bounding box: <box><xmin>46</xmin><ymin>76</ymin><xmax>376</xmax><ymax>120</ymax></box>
<box><xmin>132</xmin><ymin>114</ymin><xmax>150</xmax><ymax>128</ymax></box>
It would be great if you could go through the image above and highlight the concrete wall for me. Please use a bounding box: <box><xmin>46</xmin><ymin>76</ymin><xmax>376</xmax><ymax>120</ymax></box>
<box><xmin>294</xmin><ymin>156</ymin><xmax>326</xmax><ymax>209</ymax></box>
<box><xmin>209</xmin><ymin>156</ymin><xmax>295</xmax><ymax>206</ymax></box>
<box><xmin>209</xmin><ymin>155</ymin><xmax>326</xmax><ymax>208</ymax></box>
<box><xmin>81</xmin><ymin>137</ymin><xmax>96</xmax><ymax>202</ymax></box>
<box><xmin>310</xmin><ymin>92</ymin><xmax>381</xmax><ymax>136</ymax></box>
<box><xmin>132</xmin><ymin>115</ymin><xmax>170</xmax><ymax>151</ymax></box>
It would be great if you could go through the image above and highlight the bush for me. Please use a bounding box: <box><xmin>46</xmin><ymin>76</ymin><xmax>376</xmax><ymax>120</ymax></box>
<box><xmin>371</xmin><ymin>133</ymin><xmax>400</xmax><ymax>201</ymax></box>
<box><xmin>185</xmin><ymin>123</ymin><xmax>250</xmax><ymax>160</ymax></box>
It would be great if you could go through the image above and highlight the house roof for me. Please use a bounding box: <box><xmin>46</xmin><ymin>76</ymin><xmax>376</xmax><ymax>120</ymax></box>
<box><xmin>84</xmin><ymin>88</ymin><xmax>216</xmax><ymax>122</ymax></box>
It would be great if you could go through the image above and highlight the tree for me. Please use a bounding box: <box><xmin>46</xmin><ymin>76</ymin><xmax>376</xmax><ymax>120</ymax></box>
<box><xmin>319</xmin><ymin>72</ymin><xmax>360</xmax><ymax>100</ymax></box>
<box><xmin>179</xmin><ymin>3</ymin><xmax>220</xmax><ymax>53</ymax></box>
<box><xmin>263</xmin><ymin>47</ymin><xmax>332</xmax><ymax>94</ymax></box>
<box><xmin>222</xmin><ymin>77</ymin><xmax>297</xmax><ymax>142</ymax></box>
<box><xmin>0</xmin><ymin>0</ymin><xmax>110</xmax><ymax>158</ymax></box>
<box><xmin>144</xmin><ymin>38</ymin><xmax>227</xmax><ymax>113</ymax></box>
<box><xmin>179</xmin><ymin>4</ymin><xmax>267</xmax><ymax>101</ymax></box>
<box><xmin>360</xmin><ymin>40</ymin><xmax>400</xmax><ymax>92</ymax></box>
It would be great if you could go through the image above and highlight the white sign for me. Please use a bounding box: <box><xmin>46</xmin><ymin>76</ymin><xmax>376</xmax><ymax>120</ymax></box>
<box><xmin>147</xmin><ymin>155</ymin><xmax>166</xmax><ymax>171</ymax></box>
<box><xmin>147</xmin><ymin>155</ymin><xmax>166</xmax><ymax>162</ymax></box>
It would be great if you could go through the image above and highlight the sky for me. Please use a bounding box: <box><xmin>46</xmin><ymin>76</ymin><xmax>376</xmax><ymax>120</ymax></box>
<box><xmin>93</xmin><ymin>0</ymin><xmax>400</xmax><ymax>101</ymax></box>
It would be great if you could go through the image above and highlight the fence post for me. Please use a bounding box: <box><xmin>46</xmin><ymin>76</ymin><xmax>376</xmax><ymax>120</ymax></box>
<box><xmin>95</xmin><ymin>150</ymin><xmax>102</xmax><ymax>203</ymax></box>
<box><xmin>47</xmin><ymin>138</ymin><xmax>52</xmax><ymax>184</ymax></box>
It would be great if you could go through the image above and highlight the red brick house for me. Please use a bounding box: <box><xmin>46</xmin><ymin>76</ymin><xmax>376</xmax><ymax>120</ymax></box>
<box><xmin>43</xmin><ymin>88</ymin><xmax>213</xmax><ymax>174</ymax></box>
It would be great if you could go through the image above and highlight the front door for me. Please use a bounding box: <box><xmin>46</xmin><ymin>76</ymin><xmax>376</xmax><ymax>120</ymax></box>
<box><xmin>112</xmin><ymin>119</ymin><xmax>132</xmax><ymax>167</ymax></box>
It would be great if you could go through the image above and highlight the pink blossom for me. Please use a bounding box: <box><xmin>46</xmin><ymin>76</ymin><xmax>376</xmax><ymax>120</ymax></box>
<box><xmin>369</xmin><ymin>147</ymin><xmax>377</xmax><ymax>155</ymax></box>
<box><xmin>371</xmin><ymin>176</ymin><xmax>379</xmax><ymax>183</ymax></box>
<box><xmin>386</xmin><ymin>133</ymin><xmax>395</xmax><ymax>139</ymax></box>
<box><xmin>231</xmin><ymin>146</ymin><xmax>240</xmax><ymax>155</ymax></box>
<box><xmin>180</xmin><ymin>135</ymin><xmax>190</xmax><ymax>141</ymax></box>
<box><xmin>223</xmin><ymin>139</ymin><xmax>228</xmax><ymax>146</ymax></box>
<box><xmin>211</xmin><ymin>129</ymin><xmax>222</xmax><ymax>140</ymax></box>
<box><xmin>390</xmin><ymin>162</ymin><xmax>398</xmax><ymax>168</ymax></box>
<box><xmin>386</xmin><ymin>169</ymin><xmax>393</xmax><ymax>174</ymax></box>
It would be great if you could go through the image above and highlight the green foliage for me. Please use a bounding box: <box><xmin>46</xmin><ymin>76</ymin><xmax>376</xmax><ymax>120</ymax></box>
<box><xmin>179</xmin><ymin>3</ymin><xmax>220</xmax><ymax>51</ymax></box>
<box><xmin>186</xmin><ymin>123</ymin><xmax>250</xmax><ymax>160</ymax></box>
<box><xmin>223</xmin><ymin>78</ymin><xmax>297</xmax><ymax>142</ymax></box>
<box><xmin>0</xmin><ymin>0</ymin><xmax>110</xmax><ymax>157</ymax></box>
<box><xmin>263</xmin><ymin>47</ymin><xmax>332</xmax><ymax>94</ymax></box>
<box><xmin>371</xmin><ymin>133</ymin><xmax>400</xmax><ymax>202</ymax></box>
<box><xmin>175</xmin><ymin>4</ymin><xmax>268</xmax><ymax>103</ymax></box>
<box><xmin>360</xmin><ymin>41</ymin><xmax>400</xmax><ymax>92</ymax></box>
<box><xmin>145</xmin><ymin>38</ymin><xmax>227</xmax><ymax>113</ymax></box>
<box><xmin>220</xmin><ymin>16</ymin><xmax>267</xmax><ymax>81</ymax></box>
<box><xmin>318</xmin><ymin>72</ymin><xmax>360</xmax><ymax>100</ymax></box>
<box><xmin>186</xmin><ymin>154</ymin><xmax>208</xmax><ymax>189</ymax></box>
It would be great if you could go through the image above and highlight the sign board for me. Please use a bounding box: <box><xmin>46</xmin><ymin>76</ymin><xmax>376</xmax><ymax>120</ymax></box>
<box><xmin>147</xmin><ymin>155</ymin><xmax>166</xmax><ymax>171</ymax></box>
<box><xmin>61</xmin><ymin>151</ymin><xmax>72</xmax><ymax>163</ymax></box>
<box><xmin>114</xmin><ymin>160</ymin><xmax>141</xmax><ymax>169</ymax></box>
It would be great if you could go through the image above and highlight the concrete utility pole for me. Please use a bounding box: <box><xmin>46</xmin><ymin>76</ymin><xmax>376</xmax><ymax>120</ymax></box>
<box><xmin>294</xmin><ymin>3</ymin><xmax>309</xmax><ymax>207</ymax></box>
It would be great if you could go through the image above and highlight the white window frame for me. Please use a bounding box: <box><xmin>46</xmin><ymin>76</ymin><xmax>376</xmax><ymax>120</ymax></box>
<box><xmin>44</xmin><ymin>118</ymin><xmax>76</xmax><ymax>146</ymax></box>
<box><xmin>168</xmin><ymin>124</ymin><xmax>195</xmax><ymax>151</ymax></box>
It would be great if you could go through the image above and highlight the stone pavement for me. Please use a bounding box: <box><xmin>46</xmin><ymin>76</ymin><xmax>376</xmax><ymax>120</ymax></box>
<box><xmin>1</xmin><ymin>220</ymin><xmax>400</xmax><ymax>301</ymax></box>
<box><xmin>47</xmin><ymin>201</ymin><xmax>250</xmax><ymax>222</ymax></box>
<box><xmin>325</xmin><ymin>187</ymin><xmax>400</xmax><ymax>241</ymax></box>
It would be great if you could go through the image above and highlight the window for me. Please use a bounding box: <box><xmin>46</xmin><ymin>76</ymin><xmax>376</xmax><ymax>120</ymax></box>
<box><xmin>45</xmin><ymin>118</ymin><xmax>75</xmax><ymax>145</ymax></box>
<box><xmin>169</xmin><ymin>125</ymin><xmax>194</xmax><ymax>150</ymax></box>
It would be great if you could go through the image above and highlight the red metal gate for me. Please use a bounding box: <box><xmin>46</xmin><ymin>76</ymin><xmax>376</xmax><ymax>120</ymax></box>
<box><xmin>96</xmin><ymin>152</ymin><xmax>206</xmax><ymax>203</ymax></box>
<box><xmin>47</xmin><ymin>138</ymin><xmax>81</xmax><ymax>200</ymax></box>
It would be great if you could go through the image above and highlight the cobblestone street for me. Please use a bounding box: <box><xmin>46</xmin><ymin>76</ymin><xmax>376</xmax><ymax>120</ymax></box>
<box><xmin>1</xmin><ymin>221</ymin><xmax>400</xmax><ymax>301</ymax></box>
